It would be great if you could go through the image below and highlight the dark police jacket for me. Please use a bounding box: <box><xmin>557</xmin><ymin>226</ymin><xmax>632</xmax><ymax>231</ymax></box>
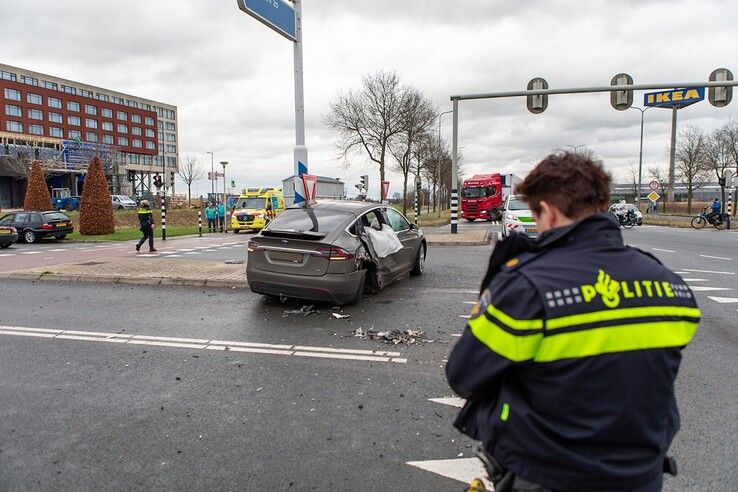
<box><xmin>446</xmin><ymin>214</ymin><xmax>700</xmax><ymax>490</ymax></box>
<box><xmin>137</xmin><ymin>208</ymin><xmax>153</xmax><ymax>231</ymax></box>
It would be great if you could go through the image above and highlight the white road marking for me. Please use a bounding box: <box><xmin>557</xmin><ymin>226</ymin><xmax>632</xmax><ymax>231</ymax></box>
<box><xmin>652</xmin><ymin>248</ymin><xmax>676</xmax><ymax>253</ymax></box>
<box><xmin>203</xmin><ymin>249</ymin><xmax>217</xmax><ymax>252</ymax></box>
<box><xmin>682</xmin><ymin>279</ymin><xmax>709</xmax><ymax>282</ymax></box>
<box><xmin>462</xmin><ymin>301</ymin><xmax>477</xmax><ymax>305</ymax></box>
<box><xmin>167</xmin><ymin>254</ymin><xmax>183</xmax><ymax>258</ymax></box>
<box><xmin>682</xmin><ymin>269</ymin><xmax>735</xmax><ymax>275</ymax></box>
<box><xmin>43</xmin><ymin>257</ymin><xmax>53</xmax><ymax>259</ymax></box>
<box><xmin>706</xmin><ymin>296</ymin><xmax>738</xmax><ymax>304</ymax></box>
<box><xmin>689</xmin><ymin>286</ymin><xmax>733</xmax><ymax>292</ymax></box>
<box><xmin>699</xmin><ymin>254</ymin><xmax>732</xmax><ymax>261</ymax></box>
<box><xmin>20</xmin><ymin>251</ymin><xmax>42</xmax><ymax>255</ymax></box>
<box><xmin>406</xmin><ymin>458</ymin><xmax>491</xmax><ymax>488</ymax></box>
<box><xmin>458</xmin><ymin>315</ymin><xmax>471</xmax><ymax>319</ymax></box>
<box><xmin>184</xmin><ymin>252</ymin><xmax>200</xmax><ymax>255</ymax></box>
<box><xmin>137</xmin><ymin>253</ymin><xmax>158</xmax><ymax>257</ymax></box>
<box><xmin>177</xmin><ymin>248</ymin><xmax>195</xmax><ymax>252</ymax></box>
<box><xmin>0</xmin><ymin>326</ymin><xmax>406</xmax><ymax>364</ymax></box>
<box><xmin>0</xmin><ymin>253</ymin><xmax>16</xmax><ymax>257</ymax></box>
<box><xmin>429</xmin><ymin>397</ymin><xmax>465</xmax><ymax>408</ymax></box>
<box><xmin>47</xmin><ymin>248</ymin><xmax>67</xmax><ymax>252</ymax></box>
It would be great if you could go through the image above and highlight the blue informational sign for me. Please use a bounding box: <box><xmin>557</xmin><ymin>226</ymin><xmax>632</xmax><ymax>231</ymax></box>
<box><xmin>644</xmin><ymin>88</ymin><xmax>705</xmax><ymax>108</ymax></box>
<box><xmin>237</xmin><ymin>0</ymin><xmax>296</xmax><ymax>41</ymax></box>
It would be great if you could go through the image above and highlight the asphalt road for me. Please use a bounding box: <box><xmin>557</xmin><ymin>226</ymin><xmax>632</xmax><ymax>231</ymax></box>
<box><xmin>1</xmin><ymin>224</ymin><xmax>737</xmax><ymax>490</ymax></box>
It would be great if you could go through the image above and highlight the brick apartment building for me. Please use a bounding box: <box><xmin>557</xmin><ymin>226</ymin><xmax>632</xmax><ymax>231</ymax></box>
<box><xmin>0</xmin><ymin>63</ymin><xmax>178</xmax><ymax>208</ymax></box>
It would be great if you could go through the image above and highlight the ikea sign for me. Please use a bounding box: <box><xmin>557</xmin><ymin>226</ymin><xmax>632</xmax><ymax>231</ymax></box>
<box><xmin>644</xmin><ymin>88</ymin><xmax>705</xmax><ymax>108</ymax></box>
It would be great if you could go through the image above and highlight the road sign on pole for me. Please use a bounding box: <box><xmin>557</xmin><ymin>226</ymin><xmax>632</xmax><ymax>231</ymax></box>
<box><xmin>236</xmin><ymin>0</ymin><xmax>296</xmax><ymax>41</ymax></box>
<box><xmin>647</xmin><ymin>191</ymin><xmax>660</xmax><ymax>203</ymax></box>
<box><xmin>708</xmin><ymin>68</ymin><xmax>733</xmax><ymax>108</ymax></box>
<box><xmin>649</xmin><ymin>180</ymin><xmax>659</xmax><ymax>191</ymax></box>
<box><xmin>610</xmin><ymin>73</ymin><xmax>634</xmax><ymax>110</ymax></box>
<box><xmin>381</xmin><ymin>181</ymin><xmax>390</xmax><ymax>203</ymax></box>
<box><xmin>526</xmin><ymin>77</ymin><xmax>548</xmax><ymax>114</ymax></box>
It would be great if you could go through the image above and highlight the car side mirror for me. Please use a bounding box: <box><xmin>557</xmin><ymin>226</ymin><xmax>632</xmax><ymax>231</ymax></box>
<box><xmin>410</xmin><ymin>223</ymin><xmax>419</xmax><ymax>231</ymax></box>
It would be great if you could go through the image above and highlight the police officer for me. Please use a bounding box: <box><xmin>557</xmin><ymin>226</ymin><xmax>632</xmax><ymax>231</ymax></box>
<box><xmin>447</xmin><ymin>152</ymin><xmax>700</xmax><ymax>491</ymax></box>
<box><xmin>135</xmin><ymin>200</ymin><xmax>157</xmax><ymax>252</ymax></box>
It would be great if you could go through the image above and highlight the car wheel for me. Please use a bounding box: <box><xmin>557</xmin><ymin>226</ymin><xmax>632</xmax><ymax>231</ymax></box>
<box><xmin>233</xmin><ymin>229</ymin><xmax>240</xmax><ymax>234</ymax></box>
<box><xmin>410</xmin><ymin>243</ymin><xmax>426</xmax><ymax>277</ymax></box>
<box><xmin>117</xmin><ymin>205</ymin><xmax>124</xmax><ymax>210</ymax></box>
<box><xmin>23</xmin><ymin>230</ymin><xmax>39</xmax><ymax>243</ymax></box>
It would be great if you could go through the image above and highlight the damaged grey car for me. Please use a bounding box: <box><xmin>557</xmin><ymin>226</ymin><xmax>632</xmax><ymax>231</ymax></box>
<box><xmin>246</xmin><ymin>201</ymin><xmax>426</xmax><ymax>305</ymax></box>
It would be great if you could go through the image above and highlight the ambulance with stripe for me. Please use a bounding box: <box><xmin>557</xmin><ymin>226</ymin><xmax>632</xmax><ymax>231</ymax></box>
<box><xmin>231</xmin><ymin>188</ymin><xmax>285</xmax><ymax>233</ymax></box>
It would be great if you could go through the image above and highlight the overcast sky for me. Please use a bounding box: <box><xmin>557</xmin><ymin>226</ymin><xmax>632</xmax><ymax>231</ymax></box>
<box><xmin>3</xmin><ymin>0</ymin><xmax>736</xmax><ymax>198</ymax></box>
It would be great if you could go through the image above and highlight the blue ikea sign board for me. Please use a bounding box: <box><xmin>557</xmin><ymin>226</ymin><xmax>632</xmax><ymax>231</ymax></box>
<box><xmin>237</xmin><ymin>0</ymin><xmax>296</xmax><ymax>41</ymax></box>
<box><xmin>644</xmin><ymin>88</ymin><xmax>705</xmax><ymax>108</ymax></box>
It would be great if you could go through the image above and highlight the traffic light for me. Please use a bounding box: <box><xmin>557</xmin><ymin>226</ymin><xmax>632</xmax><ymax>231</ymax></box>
<box><xmin>170</xmin><ymin>171</ymin><xmax>175</xmax><ymax>185</ymax></box>
<box><xmin>127</xmin><ymin>170</ymin><xmax>135</xmax><ymax>182</ymax></box>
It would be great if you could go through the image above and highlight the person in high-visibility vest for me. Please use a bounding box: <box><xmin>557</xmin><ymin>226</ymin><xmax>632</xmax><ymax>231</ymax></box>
<box><xmin>135</xmin><ymin>200</ymin><xmax>157</xmax><ymax>252</ymax></box>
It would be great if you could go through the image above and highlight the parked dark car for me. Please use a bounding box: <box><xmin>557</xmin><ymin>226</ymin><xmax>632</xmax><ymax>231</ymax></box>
<box><xmin>0</xmin><ymin>211</ymin><xmax>74</xmax><ymax>243</ymax></box>
<box><xmin>247</xmin><ymin>201</ymin><xmax>426</xmax><ymax>305</ymax></box>
<box><xmin>0</xmin><ymin>226</ymin><xmax>18</xmax><ymax>248</ymax></box>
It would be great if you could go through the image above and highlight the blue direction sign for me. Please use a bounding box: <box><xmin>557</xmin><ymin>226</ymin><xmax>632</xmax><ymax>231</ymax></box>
<box><xmin>237</xmin><ymin>0</ymin><xmax>296</xmax><ymax>41</ymax></box>
<box><xmin>644</xmin><ymin>87</ymin><xmax>705</xmax><ymax>108</ymax></box>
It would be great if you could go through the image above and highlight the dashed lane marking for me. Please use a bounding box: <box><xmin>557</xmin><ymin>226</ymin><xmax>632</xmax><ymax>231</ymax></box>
<box><xmin>0</xmin><ymin>326</ymin><xmax>406</xmax><ymax>364</ymax></box>
<box><xmin>406</xmin><ymin>459</ymin><xmax>491</xmax><ymax>488</ymax></box>
<box><xmin>0</xmin><ymin>253</ymin><xmax>16</xmax><ymax>257</ymax></box>
<box><xmin>184</xmin><ymin>252</ymin><xmax>200</xmax><ymax>255</ymax></box>
<box><xmin>682</xmin><ymin>269</ymin><xmax>735</xmax><ymax>275</ymax></box>
<box><xmin>450</xmin><ymin>334</ymin><xmax>462</xmax><ymax>338</ymax></box>
<box><xmin>429</xmin><ymin>397</ymin><xmax>465</xmax><ymax>408</ymax></box>
<box><xmin>699</xmin><ymin>254</ymin><xmax>733</xmax><ymax>261</ymax></box>
<box><xmin>20</xmin><ymin>251</ymin><xmax>42</xmax><ymax>255</ymax></box>
<box><xmin>462</xmin><ymin>301</ymin><xmax>476</xmax><ymax>305</ymax></box>
<box><xmin>653</xmin><ymin>248</ymin><xmax>676</xmax><ymax>253</ymax></box>
<box><xmin>706</xmin><ymin>296</ymin><xmax>738</xmax><ymax>304</ymax></box>
<box><xmin>689</xmin><ymin>286</ymin><xmax>732</xmax><ymax>292</ymax></box>
<box><xmin>682</xmin><ymin>279</ymin><xmax>709</xmax><ymax>282</ymax></box>
<box><xmin>47</xmin><ymin>248</ymin><xmax>67</xmax><ymax>252</ymax></box>
<box><xmin>458</xmin><ymin>315</ymin><xmax>471</xmax><ymax>319</ymax></box>
<box><xmin>167</xmin><ymin>254</ymin><xmax>183</xmax><ymax>258</ymax></box>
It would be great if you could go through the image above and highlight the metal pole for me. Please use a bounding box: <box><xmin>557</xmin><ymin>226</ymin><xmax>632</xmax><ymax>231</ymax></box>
<box><xmin>293</xmin><ymin>0</ymin><xmax>308</xmax><ymax>179</ymax></box>
<box><xmin>198</xmin><ymin>210</ymin><xmax>202</xmax><ymax>237</ymax></box>
<box><xmin>451</xmin><ymin>99</ymin><xmax>459</xmax><ymax>234</ymax></box>
<box><xmin>161</xmin><ymin>145</ymin><xmax>167</xmax><ymax>241</ymax></box>
<box><xmin>206</xmin><ymin>151</ymin><xmax>214</xmax><ymax>198</ymax></box>
<box><xmin>223</xmin><ymin>166</ymin><xmax>228</xmax><ymax>233</ymax></box>
<box><xmin>637</xmin><ymin>110</ymin><xmax>645</xmax><ymax>208</ymax></box>
<box><xmin>668</xmin><ymin>107</ymin><xmax>678</xmax><ymax>203</ymax></box>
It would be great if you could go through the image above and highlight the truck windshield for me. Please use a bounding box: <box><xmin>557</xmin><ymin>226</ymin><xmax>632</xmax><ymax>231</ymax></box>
<box><xmin>462</xmin><ymin>186</ymin><xmax>495</xmax><ymax>198</ymax></box>
<box><xmin>236</xmin><ymin>197</ymin><xmax>265</xmax><ymax>209</ymax></box>
<box><xmin>507</xmin><ymin>198</ymin><xmax>529</xmax><ymax>211</ymax></box>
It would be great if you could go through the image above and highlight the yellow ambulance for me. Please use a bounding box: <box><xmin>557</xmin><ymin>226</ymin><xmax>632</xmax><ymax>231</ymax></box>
<box><xmin>231</xmin><ymin>188</ymin><xmax>285</xmax><ymax>233</ymax></box>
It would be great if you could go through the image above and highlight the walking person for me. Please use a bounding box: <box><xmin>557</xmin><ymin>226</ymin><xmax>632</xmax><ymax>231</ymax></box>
<box><xmin>205</xmin><ymin>203</ymin><xmax>217</xmax><ymax>233</ymax></box>
<box><xmin>448</xmin><ymin>152</ymin><xmax>699</xmax><ymax>491</ymax></box>
<box><xmin>135</xmin><ymin>200</ymin><xmax>157</xmax><ymax>252</ymax></box>
<box><xmin>218</xmin><ymin>201</ymin><xmax>226</xmax><ymax>233</ymax></box>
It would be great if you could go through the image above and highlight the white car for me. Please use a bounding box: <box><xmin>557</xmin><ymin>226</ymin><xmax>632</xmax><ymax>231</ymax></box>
<box><xmin>502</xmin><ymin>195</ymin><xmax>538</xmax><ymax>238</ymax></box>
<box><xmin>112</xmin><ymin>195</ymin><xmax>137</xmax><ymax>210</ymax></box>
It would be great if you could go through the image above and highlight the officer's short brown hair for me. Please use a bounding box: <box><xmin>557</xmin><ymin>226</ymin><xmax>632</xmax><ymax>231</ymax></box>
<box><xmin>517</xmin><ymin>151</ymin><xmax>612</xmax><ymax>220</ymax></box>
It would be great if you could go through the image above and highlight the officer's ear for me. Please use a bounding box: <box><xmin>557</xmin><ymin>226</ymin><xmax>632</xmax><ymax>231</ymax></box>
<box><xmin>536</xmin><ymin>200</ymin><xmax>571</xmax><ymax>232</ymax></box>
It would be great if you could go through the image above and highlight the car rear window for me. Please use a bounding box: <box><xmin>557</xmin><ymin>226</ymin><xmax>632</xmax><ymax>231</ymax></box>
<box><xmin>43</xmin><ymin>212</ymin><xmax>70</xmax><ymax>221</ymax></box>
<box><xmin>265</xmin><ymin>208</ymin><xmax>353</xmax><ymax>235</ymax></box>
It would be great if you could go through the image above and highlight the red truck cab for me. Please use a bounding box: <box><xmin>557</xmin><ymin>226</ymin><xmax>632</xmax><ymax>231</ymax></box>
<box><xmin>461</xmin><ymin>174</ymin><xmax>503</xmax><ymax>222</ymax></box>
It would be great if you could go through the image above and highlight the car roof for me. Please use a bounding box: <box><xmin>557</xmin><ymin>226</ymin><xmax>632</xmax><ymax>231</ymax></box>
<box><xmin>288</xmin><ymin>200</ymin><xmax>385</xmax><ymax>214</ymax></box>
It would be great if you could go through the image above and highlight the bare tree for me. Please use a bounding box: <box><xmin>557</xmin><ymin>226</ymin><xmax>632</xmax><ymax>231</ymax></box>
<box><xmin>721</xmin><ymin>120</ymin><xmax>738</xmax><ymax>215</ymax></box>
<box><xmin>178</xmin><ymin>156</ymin><xmax>204</xmax><ymax>206</ymax></box>
<box><xmin>389</xmin><ymin>89</ymin><xmax>436</xmax><ymax>214</ymax></box>
<box><xmin>648</xmin><ymin>166</ymin><xmax>669</xmax><ymax>212</ymax></box>
<box><xmin>704</xmin><ymin>122</ymin><xmax>736</xmax><ymax>210</ymax></box>
<box><xmin>324</xmin><ymin>70</ymin><xmax>411</xmax><ymax>183</ymax></box>
<box><xmin>625</xmin><ymin>164</ymin><xmax>640</xmax><ymax>202</ymax></box>
<box><xmin>675</xmin><ymin>126</ymin><xmax>710</xmax><ymax>214</ymax></box>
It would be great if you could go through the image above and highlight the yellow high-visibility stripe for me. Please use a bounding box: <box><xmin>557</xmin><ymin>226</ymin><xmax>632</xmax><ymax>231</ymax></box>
<box><xmin>486</xmin><ymin>305</ymin><xmax>543</xmax><ymax>330</ymax></box>
<box><xmin>535</xmin><ymin>320</ymin><xmax>698</xmax><ymax>363</ymax></box>
<box><xmin>546</xmin><ymin>306</ymin><xmax>701</xmax><ymax>330</ymax></box>
<box><xmin>469</xmin><ymin>315</ymin><xmax>542</xmax><ymax>362</ymax></box>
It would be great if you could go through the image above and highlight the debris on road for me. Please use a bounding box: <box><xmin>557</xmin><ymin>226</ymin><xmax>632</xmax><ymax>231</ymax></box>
<box><xmin>283</xmin><ymin>305</ymin><xmax>317</xmax><ymax>317</ymax></box>
<box><xmin>331</xmin><ymin>313</ymin><xmax>350</xmax><ymax>319</ymax></box>
<box><xmin>354</xmin><ymin>327</ymin><xmax>426</xmax><ymax>345</ymax></box>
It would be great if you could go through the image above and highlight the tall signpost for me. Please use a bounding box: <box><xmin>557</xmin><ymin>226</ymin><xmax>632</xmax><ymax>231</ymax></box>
<box><xmin>237</xmin><ymin>0</ymin><xmax>308</xmax><ymax>205</ymax></box>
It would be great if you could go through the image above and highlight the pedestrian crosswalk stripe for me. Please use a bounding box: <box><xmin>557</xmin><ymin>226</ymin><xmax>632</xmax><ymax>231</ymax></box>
<box><xmin>706</xmin><ymin>296</ymin><xmax>738</xmax><ymax>304</ymax></box>
<box><xmin>406</xmin><ymin>458</ymin><xmax>491</xmax><ymax>488</ymax></box>
<box><xmin>699</xmin><ymin>254</ymin><xmax>732</xmax><ymax>261</ymax></box>
<box><xmin>689</xmin><ymin>286</ymin><xmax>732</xmax><ymax>292</ymax></box>
<box><xmin>429</xmin><ymin>397</ymin><xmax>465</xmax><ymax>408</ymax></box>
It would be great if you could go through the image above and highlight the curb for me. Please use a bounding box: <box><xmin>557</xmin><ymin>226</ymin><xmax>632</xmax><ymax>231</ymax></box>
<box><xmin>5</xmin><ymin>272</ymin><xmax>249</xmax><ymax>289</ymax></box>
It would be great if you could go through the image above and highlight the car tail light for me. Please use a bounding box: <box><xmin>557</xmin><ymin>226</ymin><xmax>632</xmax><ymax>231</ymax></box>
<box><xmin>315</xmin><ymin>246</ymin><xmax>355</xmax><ymax>261</ymax></box>
<box><xmin>41</xmin><ymin>223</ymin><xmax>53</xmax><ymax>230</ymax></box>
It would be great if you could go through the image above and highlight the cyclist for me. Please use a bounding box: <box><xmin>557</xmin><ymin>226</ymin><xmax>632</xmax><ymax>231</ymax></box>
<box><xmin>706</xmin><ymin>198</ymin><xmax>722</xmax><ymax>223</ymax></box>
<box><xmin>448</xmin><ymin>152</ymin><xmax>699</xmax><ymax>491</ymax></box>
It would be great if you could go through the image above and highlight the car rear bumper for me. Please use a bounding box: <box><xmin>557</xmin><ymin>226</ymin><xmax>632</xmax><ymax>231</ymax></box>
<box><xmin>39</xmin><ymin>227</ymin><xmax>74</xmax><ymax>237</ymax></box>
<box><xmin>247</xmin><ymin>265</ymin><xmax>364</xmax><ymax>305</ymax></box>
<box><xmin>0</xmin><ymin>233</ymin><xmax>18</xmax><ymax>244</ymax></box>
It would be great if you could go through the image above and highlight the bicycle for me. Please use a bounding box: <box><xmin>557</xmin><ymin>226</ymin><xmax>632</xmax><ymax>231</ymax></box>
<box><xmin>691</xmin><ymin>207</ymin><xmax>729</xmax><ymax>230</ymax></box>
<box><xmin>614</xmin><ymin>210</ymin><xmax>637</xmax><ymax>229</ymax></box>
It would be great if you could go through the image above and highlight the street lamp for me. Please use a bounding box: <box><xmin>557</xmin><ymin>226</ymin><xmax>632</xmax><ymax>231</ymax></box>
<box><xmin>435</xmin><ymin>111</ymin><xmax>453</xmax><ymax>219</ymax></box>
<box><xmin>206</xmin><ymin>151</ymin><xmax>215</xmax><ymax>199</ymax></box>
<box><xmin>628</xmin><ymin>106</ymin><xmax>653</xmax><ymax>210</ymax></box>
<box><xmin>220</xmin><ymin>161</ymin><xmax>228</xmax><ymax>233</ymax></box>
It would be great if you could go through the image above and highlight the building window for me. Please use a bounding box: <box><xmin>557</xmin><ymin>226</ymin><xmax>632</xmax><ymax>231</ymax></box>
<box><xmin>80</xmin><ymin>89</ymin><xmax>93</xmax><ymax>98</ymax></box>
<box><xmin>97</xmin><ymin>93</ymin><xmax>110</xmax><ymax>102</ymax></box>
<box><xmin>43</xmin><ymin>80</ymin><xmax>58</xmax><ymax>90</ymax></box>
<box><xmin>127</xmin><ymin>100</ymin><xmax>139</xmax><ymax>109</ymax></box>
<box><xmin>86</xmin><ymin>118</ymin><xmax>98</xmax><ymax>129</ymax></box>
<box><xmin>131</xmin><ymin>114</ymin><xmax>141</xmax><ymax>124</ymax></box>
<box><xmin>117</xmin><ymin>152</ymin><xmax>126</xmax><ymax>163</ymax></box>
<box><xmin>49</xmin><ymin>112</ymin><xmax>63</xmax><ymax>123</ymax></box>
<box><xmin>156</xmin><ymin>107</ymin><xmax>164</xmax><ymax>117</ymax></box>
<box><xmin>166</xmin><ymin>156</ymin><xmax>177</xmax><ymax>167</ymax></box>
<box><xmin>103</xmin><ymin>134</ymin><xmax>114</xmax><ymax>145</ymax></box>
<box><xmin>117</xmin><ymin>111</ymin><xmax>127</xmax><ymax>121</ymax></box>
<box><xmin>165</xmin><ymin>122</ymin><xmax>176</xmax><ymax>131</ymax></box>
<box><xmin>21</xmin><ymin>75</ymin><xmax>39</xmax><ymax>86</ymax></box>
<box><xmin>118</xmin><ymin>137</ymin><xmax>129</xmax><ymax>146</ymax></box>
<box><xmin>102</xmin><ymin>108</ymin><xmax>113</xmax><ymax>118</ymax></box>
<box><xmin>68</xmin><ymin>115</ymin><xmax>81</xmax><ymax>126</ymax></box>
<box><xmin>166</xmin><ymin>144</ymin><xmax>176</xmax><ymax>153</ymax></box>
<box><xmin>49</xmin><ymin>127</ymin><xmax>63</xmax><ymax>138</ymax></box>
<box><xmin>132</xmin><ymin>127</ymin><xmax>142</xmax><ymax>136</ymax></box>
<box><xmin>145</xmin><ymin>128</ymin><xmax>155</xmax><ymax>138</ymax></box>
<box><xmin>29</xmin><ymin>124</ymin><xmax>44</xmax><ymax>136</ymax></box>
<box><xmin>6</xmin><ymin>121</ymin><xmax>23</xmax><ymax>133</ymax></box>
<box><xmin>128</xmin><ymin>153</ymin><xmax>141</xmax><ymax>164</ymax></box>
<box><xmin>28</xmin><ymin>109</ymin><xmax>43</xmax><ymax>120</ymax></box>
<box><xmin>102</xmin><ymin>121</ymin><xmax>113</xmax><ymax>131</ymax></box>
<box><xmin>85</xmin><ymin>105</ymin><xmax>97</xmax><ymax>115</ymax></box>
<box><xmin>1</xmin><ymin>70</ymin><xmax>16</xmax><ymax>81</ymax></box>
<box><xmin>143</xmin><ymin>155</ymin><xmax>153</xmax><ymax>165</ymax></box>
<box><xmin>157</xmin><ymin>120</ymin><xmax>164</xmax><ymax>130</ymax></box>
<box><xmin>4</xmin><ymin>88</ymin><xmax>21</xmax><ymax>101</ymax></box>
<box><xmin>117</xmin><ymin>124</ymin><xmax>128</xmax><ymax>133</ymax></box>
<box><xmin>27</xmin><ymin>93</ymin><xmax>43</xmax><ymax>105</ymax></box>
<box><xmin>67</xmin><ymin>101</ymin><xmax>80</xmax><ymax>112</ymax></box>
<box><xmin>166</xmin><ymin>109</ymin><xmax>175</xmax><ymax>120</ymax></box>
<box><xmin>158</xmin><ymin>131</ymin><xmax>164</xmax><ymax>140</ymax></box>
<box><xmin>112</xmin><ymin>96</ymin><xmax>124</xmax><ymax>105</ymax></box>
<box><xmin>165</xmin><ymin>133</ymin><xmax>176</xmax><ymax>142</ymax></box>
<box><xmin>48</xmin><ymin>97</ymin><xmax>62</xmax><ymax>108</ymax></box>
<box><xmin>68</xmin><ymin>130</ymin><xmax>82</xmax><ymax>140</ymax></box>
<box><xmin>86</xmin><ymin>132</ymin><xmax>99</xmax><ymax>143</ymax></box>
<box><xmin>145</xmin><ymin>116</ymin><xmax>154</xmax><ymax>126</ymax></box>
<box><xmin>132</xmin><ymin>139</ymin><xmax>143</xmax><ymax>148</ymax></box>
<box><xmin>5</xmin><ymin>104</ymin><xmax>22</xmax><ymax>117</ymax></box>
<box><xmin>146</xmin><ymin>141</ymin><xmax>156</xmax><ymax>150</ymax></box>
<box><xmin>62</xmin><ymin>85</ymin><xmax>77</xmax><ymax>95</ymax></box>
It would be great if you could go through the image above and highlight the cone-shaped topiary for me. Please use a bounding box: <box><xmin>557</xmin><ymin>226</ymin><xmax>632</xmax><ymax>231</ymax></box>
<box><xmin>79</xmin><ymin>155</ymin><xmax>115</xmax><ymax>235</ymax></box>
<box><xmin>23</xmin><ymin>161</ymin><xmax>53</xmax><ymax>211</ymax></box>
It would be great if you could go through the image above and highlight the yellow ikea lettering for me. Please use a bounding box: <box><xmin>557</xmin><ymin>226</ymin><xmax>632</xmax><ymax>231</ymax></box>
<box><xmin>656</xmin><ymin>93</ymin><xmax>671</xmax><ymax>103</ymax></box>
<box><xmin>621</xmin><ymin>281</ymin><xmax>635</xmax><ymax>299</ymax></box>
<box><xmin>581</xmin><ymin>285</ymin><xmax>597</xmax><ymax>303</ymax></box>
<box><xmin>672</xmin><ymin>91</ymin><xmax>684</xmax><ymax>101</ymax></box>
<box><xmin>685</xmin><ymin>89</ymin><xmax>699</xmax><ymax>99</ymax></box>
<box><xmin>647</xmin><ymin>94</ymin><xmax>655</xmax><ymax>104</ymax></box>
